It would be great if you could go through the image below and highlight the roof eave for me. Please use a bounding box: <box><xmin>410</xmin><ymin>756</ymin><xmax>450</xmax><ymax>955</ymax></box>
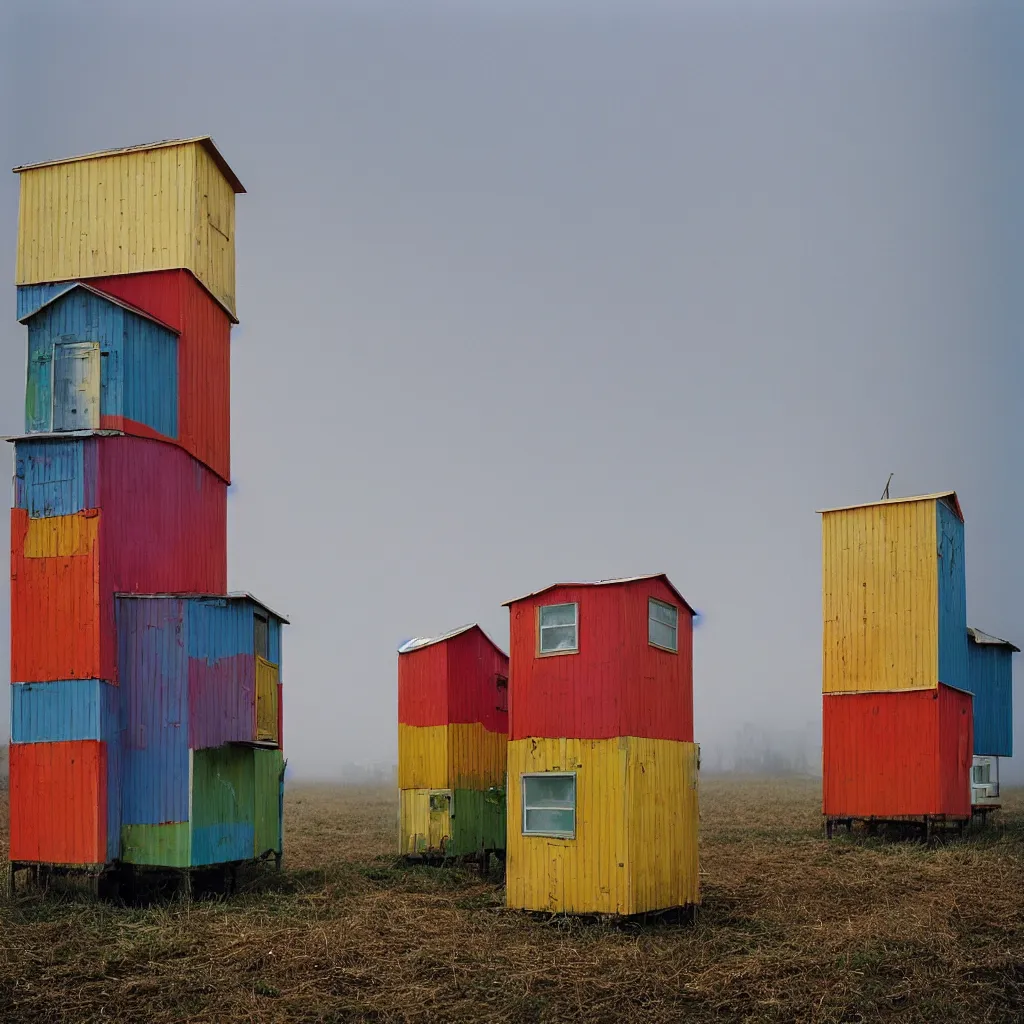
<box><xmin>12</xmin><ymin>134</ymin><xmax>245</xmax><ymax>194</ymax></box>
<box><xmin>502</xmin><ymin>574</ymin><xmax>696</xmax><ymax>616</ymax></box>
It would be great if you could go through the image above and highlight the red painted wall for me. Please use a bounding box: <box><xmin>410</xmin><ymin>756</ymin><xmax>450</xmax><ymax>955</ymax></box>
<box><xmin>11</xmin><ymin>437</ymin><xmax>226</xmax><ymax>684</ymax></box>
<box><xmin>447</xmin><ymin>628</ymin><xmax>509</xmax><ymax>734</ymax></box>
<box><xmin>508</xmin><ymin>580</ymin><xmax>694</xmax><ymax>743</ymax></box>
<box><xmin>822</xmin><ymin>685</ymin><xmax>973</xmax><ymax>818</ymax></box>
<box><xmin>98</xmin><ymin>436</ymin><xmax>227</xmax><ymax>681</ymax></box>
<box><xmin>90</xmin><ymin>270</ymin><xmax>232</xmax><ymax>482</ymax></box>
<box><xmin>9</xmin><ymin>741</ymin><xmax>107</xmax><ymax>864</ymax></box>
<box><xmin>398</xmin><ymin>627</ymin><xmax>509</xmax><ymax>732</ymax></box>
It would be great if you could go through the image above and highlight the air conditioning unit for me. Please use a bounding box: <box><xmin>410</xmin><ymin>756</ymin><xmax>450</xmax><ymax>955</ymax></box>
<box><xmin>971</xmin><ymin>756</ymin><xmax>1000</xmax><ymax>806</ymax></box>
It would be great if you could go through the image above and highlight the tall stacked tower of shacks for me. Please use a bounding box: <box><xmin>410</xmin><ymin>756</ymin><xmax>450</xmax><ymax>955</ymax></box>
<box><xmin>8</xmin><ymin>138</ymin><xmax>288</xmax><ymax>885</ymax></box>
<box><xmin>819</xmin><ymin>493</ymin><xmax>974</xmax><ymax>831</ymax></box>
<box><xmin>502</xmin><ymin>575</ymin><xmax>700</xmax><ymax>916</ymax></box>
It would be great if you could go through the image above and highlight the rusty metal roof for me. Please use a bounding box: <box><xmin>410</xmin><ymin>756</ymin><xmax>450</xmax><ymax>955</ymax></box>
<box><xmin>967</xmin><ymin>627</ymin><xmax>1020</xmax><ymax>653</ymax></box>
<box><xmin>502</xmin><ymin>574</ymin><xmax>695</xmax><ymax>614</ymax></box>
<box><xmin>397</xmin><ymin>623</ymin><xmax>507</xmax><ymax>658</ymax></box>
<box><xmin>12</xmin><ymin>135</ymin><xmax>245</xmax><ymax>193</ymax></box>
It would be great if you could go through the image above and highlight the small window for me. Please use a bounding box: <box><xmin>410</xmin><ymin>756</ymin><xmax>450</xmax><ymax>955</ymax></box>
<box><xmin>522</xmin><ymin>772</ymin><xmax>576</xmax><ymax>838</ymax></box>
<box><xmin>649</xmin><ymin>599</ymin><xmax>678</xmax><ymax>652</ymax></box>
<box><xmin>539</xmin><ymin>603</ymin><xmax>578</xmax><ymax>654</ymax></box>
<box><xmin>496</xmin><ymin>674</ymin><xmax>509</xmax><ymax>714</ymax></box>
<box><xmin>254</xmin><ymin>612</ymin><xmax>269</xmax><ymax>661</ymax></box>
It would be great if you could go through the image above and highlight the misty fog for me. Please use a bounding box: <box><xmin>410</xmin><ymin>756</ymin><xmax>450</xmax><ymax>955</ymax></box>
<box><xmin>1</xmin><ymin>1</ymin><xmax>1021</xmax><ymax>781</ymax></box>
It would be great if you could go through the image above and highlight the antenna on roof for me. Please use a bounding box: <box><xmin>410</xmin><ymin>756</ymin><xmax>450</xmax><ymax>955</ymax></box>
<box><xmin>881</xmin><ymin>473</ymin><xmax>893</xmax><ymax>501</ymax></box>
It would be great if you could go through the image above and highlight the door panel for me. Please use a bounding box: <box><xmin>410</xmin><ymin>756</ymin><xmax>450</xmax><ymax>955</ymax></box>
<box><xmin>53</xmin><ymin>343</ymin><xmax>100</xmax><ymax>431</ymax></box>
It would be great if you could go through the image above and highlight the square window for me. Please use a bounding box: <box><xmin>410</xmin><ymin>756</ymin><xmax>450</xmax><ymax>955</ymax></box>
<box><xmin>648</xmin><ymin>598</ymin><xmax>678</xmax><ymax>652</ymax></box>
<box><xmin>539</xmin><ymin>603</ymin><xmax>578</xmax><ymax>654</ymax></box>
<box><xmin>522</xmin><ymin>772</ymin><xmax>576</xmax><ymax>837</ymax></box>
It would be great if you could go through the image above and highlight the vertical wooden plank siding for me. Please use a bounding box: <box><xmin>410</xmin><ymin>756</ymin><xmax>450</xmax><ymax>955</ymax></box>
<box><xmin>506</xmin><ymin>737</ymin><xmax>630</xmax><ymax>915</ymax></box>
<box><xmin>505</xmin><ymin>737</ymin><xmax>699</xmax><ymax>915</ymax></box>
<box><xmin>10</xmin><ymin>508</ymin><xmax>102</xmax><ymax>682</ymax></box>
<box><xmin>121</xmin><ymin>823</ymin><xmax>190</xmax><ymax>867</ymax></box>
<box><xmin>190</xmin><ymin>746</ymin><xmax>256</xmax><ymax>866</ymax></box>
<box><xmin>254</xmin><ymin>748</ymin><xmax>285</xmax><ymax>857</ymax></box>
<box><xmin>935</xmin><ymin>502</ymin><xmax>969</xmax><ymax>691</ymax></box>
<box><xmin>822</xmin><ymin>686</ymin><xmax>972</xmax><ymax>817</ymax></box>
<box><xmin>15</xmin><ymin>142</ymin><xmax>240</xmax><ymax>319</ymax></box>
<box><xmin>118</xmin><ymin>598</ymin><xmax>190</xmax><ymax>826</ymax></box>
<box><xmin>626</xmin><ymin>739</ymin><xmax>700</xmax><ymax>913</ymax></box>
<box><xmin>255</xmin><ymin>657</ymin><xmax>280</xmax><ymax>743</ymax></box>
<box><xmin>967</xmin><ymin>641</ymin><xmax>1014</xmax><ymax>756</ymax></box>
<box><xmin>9</xmin><ymin>740</ymin><xmax>108</xmax><ymax>864</ymax></box>
<box><xmin>822</xmin><ymin>500</ymin><xmax>940</xmax><ymax>693</ymax></box>
<box><xmin>80</xmin><ymin>269</ymin><xmax>233</xmax><ymax>482</ymax></box>
<box><xmin>507</xmin><ymin>580</ymin><xmax>693</xmax><ymax>743</ymax></box>
<box><xmin>398</xmin><ymin>724</ymin><xmax>449</xmax><ymax>790</ymax></box>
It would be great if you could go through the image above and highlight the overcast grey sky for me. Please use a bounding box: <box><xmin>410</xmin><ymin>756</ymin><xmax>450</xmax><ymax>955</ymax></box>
<box><xmin>1</xmin><ymin>0</ymin><xmax>1022</xmax><ymax>778</ymax></box>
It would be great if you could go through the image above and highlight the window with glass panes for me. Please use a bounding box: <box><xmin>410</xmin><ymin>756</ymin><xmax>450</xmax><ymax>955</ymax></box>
<box><xmin>538</xmin><ymin>603</ymin><xmax>578</xmax><ymax>654</ymax></box>
<box><xmin>521</xmin><ymin>773</ymin><xmax>576</xmax><ymax>837</ymax></box>
<box><xmin>648</xmin><ymin>598</ymin><xmax>678</xmax><ymax>651</ymax></box>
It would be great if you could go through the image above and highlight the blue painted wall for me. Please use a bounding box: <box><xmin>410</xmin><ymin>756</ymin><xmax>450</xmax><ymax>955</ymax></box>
<box><xmin>188</xmin><ymin>598</ymin><xmax>254</xmax><ymax>663</ymax></box>
<box><xmin>967</xmin><ymin>641</ymin><xmax>1014</xmax><ymax>756</ymax></box>
<box><xmin>24</xmin><ymin>287</ymin><xmax>178</xmax><ymax>439</ymax></box>
<box><xmin>11</xmin><ymin>679</ymin><xmax>118</xmax><ymax>743</ymax></box>
<box><xmin>117</xmin><ymin>598</ymin><xmax>190</xmax><ymax>826</ymax></box>
<box><xmin>936</xmin><ymin>501</ymin><xmax>968</xmax><ymax>691</ymax></box>
<box><xmin>16</xmin><ymin>282</ymin><xmax>77</xmax><ymax>321</ymax></box>
<box><xmin>13</xmin><ymin>437</ymin><xmax>98</xmax><ymax>517</ymax></box>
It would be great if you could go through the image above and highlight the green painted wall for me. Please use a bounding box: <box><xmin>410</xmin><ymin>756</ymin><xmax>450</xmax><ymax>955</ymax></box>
<box><xmin>254</xmin><ymin>748</ymin><xmax>284</xmax><ymax>856</ymax></box>
<box><xmin>449</xmin><ymin>786</ymin><xmax>506</xmax><ymax>856</ymax></box>
<box><xmin>121</xmin><ymin>822</ymin><xmax>190</xmax><ymax>867</ymax></box>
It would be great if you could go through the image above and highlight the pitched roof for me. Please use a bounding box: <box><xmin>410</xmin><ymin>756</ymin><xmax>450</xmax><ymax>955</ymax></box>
<box><xmin>502</xmin><ymin>573</ymin><xmax>695</xmax><ymax>614</ymax></box>
<box><xmin>114</xmin><ymin>591</ymin><xmax>289</xmax><ymax>624</ymax></box>
<box><xmin>816</xmin><ymin>490</ymin><xmax>963</xmax><ymax>522</ymax></box>
<box><xmin>967</xmin><ymin>627</ymin><xmax>1020</xmax><ymax>653</ymax></box>
<box><xmin>12</xmin><ymin>135</ymin><xmax>245</xmax><ymax>193</ymax></box>
<box><xmin>397</xmin><ymin>623</ymin><xmax>507</xmax><ymax>658</ymax></box>
<box><xmin>17</xmin><ymin>281</ymin><xmax>180</xmax><ymax>333</ymax></box>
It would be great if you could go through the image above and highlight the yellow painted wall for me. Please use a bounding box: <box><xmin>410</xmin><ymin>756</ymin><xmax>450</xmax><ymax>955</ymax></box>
<box><xmin>23</xmin><ymin>512</ymin><xmax>98</xmax><ymax>558</ymax></box>
<box><xmin>255</xmin><ymin>657</ymin><xmax>280</xmax><ymax>743</ymax></box>
<box><xmin>398</xmin><ymin>722</ymin><xmax>506</xmax><ymax>790</ymax></box>
<box><xmin>15</xmin><ymin>140</ymin><xmax>239</xmax><ymax>318</ymax></box>
<box><xmin>398</xmin><ymin>789</ymin><xmax>451</xmax><ymax>855</ymax></box>
<box><xmin>822</xmin><ymin>499</ymin><xmax>939</xmax><ymax>693</ymax></box>
<box><xmin>505</xmin><ymin>736</ymin><xmax>700</xmax><ymax>916</ymax></box>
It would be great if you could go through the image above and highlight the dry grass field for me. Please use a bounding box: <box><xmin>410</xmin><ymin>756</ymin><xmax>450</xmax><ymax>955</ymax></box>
<box><xmin>1</xmin><ymin>776</ymin><xmax>1023</xmax><ymax>1023</ymax></box>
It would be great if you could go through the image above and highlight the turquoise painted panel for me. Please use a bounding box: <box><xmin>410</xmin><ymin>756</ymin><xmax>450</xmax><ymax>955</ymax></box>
<box><xmin>191</xmin><ymin>823</ymin><xmax>256</xmax><ymax>866</ymax></box>
<box><xmin>10</xmin><ymin>679</ymin><xmax>118</xmax><ymax>743</ymax></box>
<box><xmin>967</xmin><ymin>641</ymin><xmax>1014</xmax><ymax>756</ymax></box>
<box><xmin>936</xmin><ymin>502</ymin><xmax>968</xmax><ymax>691</ymax></box>
<box><xmin>122</xmin><ymin>305</ymin><xmax>178</xmax><ymax>438</ymax></box>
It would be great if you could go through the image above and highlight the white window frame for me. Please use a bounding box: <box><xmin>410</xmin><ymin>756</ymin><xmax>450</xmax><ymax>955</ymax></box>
<box><xmin>521</xmin><ymin>771</ymin><xmax>577</xmax><ymax>839</ymax></box>
<box><xmin>538</xmin><ymin>602</ymin><xmax>579</xmax><ymax>655</ymax></box>
<box><xmin>648</xmin><ymin>598</ymin><xmax>679</xmax><ymax>653</ymax></box>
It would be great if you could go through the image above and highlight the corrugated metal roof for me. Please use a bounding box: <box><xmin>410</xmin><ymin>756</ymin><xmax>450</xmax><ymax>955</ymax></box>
<box><xmin>816</xmin><ymin>490</ymin><xmax>963</xmax><ymax>522</ymax></box>
<box><xmin>114</xmin><ymin>592</ymin><xmax>290</xmax><ymax>624</ymax></box>
<box><xmin>397</xmin><ymin>623</ymin><xmax>507</xmax><ymax>658</ymax></box>
<box><xmin>967</xmin><ymin>627</ymin><xmax>1020</xmax><ymax>653</ymax></box>
<box><xmin>502</xmin><ymin>574</ymin><xmax>695</xmax><ymax>614</ymax></box>
<box><xmin>16</xmin><ymin>280</ymin><xmax>180</xmax><ymax>333</ymax></box>
<box><xmin>12</xmin><ymin>135</ymin><xmax>245</xmax><ymax>193</ymax></box>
